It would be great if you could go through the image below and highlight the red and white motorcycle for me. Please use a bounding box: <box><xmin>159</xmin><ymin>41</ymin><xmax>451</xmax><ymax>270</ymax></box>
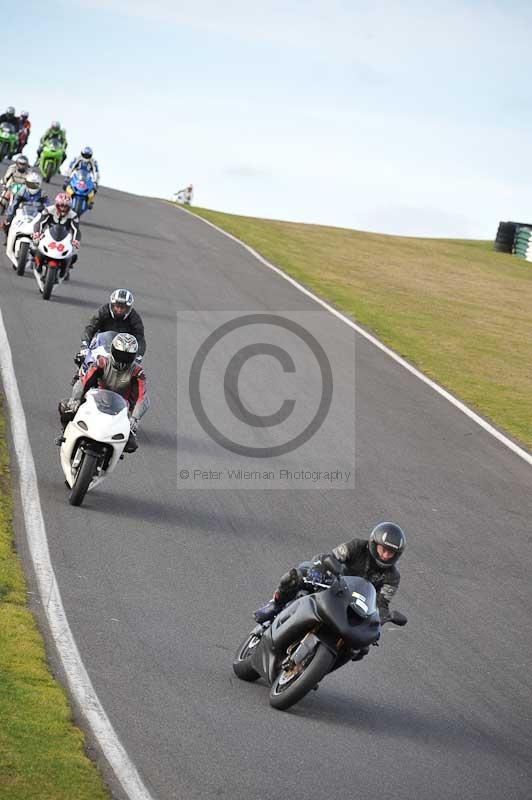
<box><xmin>33</xmin><ymin>223</ymin><xmax>74</xmax><ymax>300</ymax></box>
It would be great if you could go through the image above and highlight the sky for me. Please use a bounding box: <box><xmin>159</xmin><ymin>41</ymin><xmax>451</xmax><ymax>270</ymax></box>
<box><xmin>4</xmin><ymin>0</ymin><xmax>532</xmax><ymax>238</ymax></box>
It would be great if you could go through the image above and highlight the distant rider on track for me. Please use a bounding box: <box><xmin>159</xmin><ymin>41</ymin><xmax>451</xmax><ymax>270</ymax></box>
<box><xmin>31</xmin><ymin>192</ymin><xmax>81</xmax><ymax>272</ymax></box>
<box><xmin>35</xmin><ymin>121</ymin><xmax>68</xmax><ymax>166</ymax></box>
<box><xmin>64</xmin><ymin>146</ymin><xmax>100</xmax><ymax>195</ymax></box>
<box><xmin>17</xmin><ymin>111</ymin><xmax>31</xmax><ymax>151</ymax></box>
<box><xmin>0</xmin><ymin>106</ymin><xmax>20</xmax><ymax>130</ymax></box>
<box><xmin>0</xmin><ymin>154</ymin><xmax>30</xmax><ymax>213</ymax></box>
<box><xmin>3</xmin><ymin>171</ymin><xmax>48</xmax><ymax>243</ymax></box>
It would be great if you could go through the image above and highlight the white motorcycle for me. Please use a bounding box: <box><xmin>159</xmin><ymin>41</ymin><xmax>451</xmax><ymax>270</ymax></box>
<box><xmin>5</xmin><ymin>201</ymin><xmax>43</xmax><ymax>275</ymax></box>
<box><xmin>60</xmin><ymin>389</ymin><xmax>131</xmax><ymax>507</ymax></box>
<box><xmin>33</xmin><ymin>223</ymin><xmax>74</xmax><ymax>300</ymax></box>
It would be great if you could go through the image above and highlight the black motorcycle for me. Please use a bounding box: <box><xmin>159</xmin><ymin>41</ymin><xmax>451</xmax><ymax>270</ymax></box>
<box><xmin>233</xmin><ymin>557</ymin><xmax>407</xmax><ymax>711</ymax></box>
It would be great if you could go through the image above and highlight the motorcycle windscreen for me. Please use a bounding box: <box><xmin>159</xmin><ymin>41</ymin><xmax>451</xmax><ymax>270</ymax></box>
<box><xmin>72</xmin><ymin>170</ymin><xmax>89</xmax><ymax>190</ymax></box>
<box><xmin>90</xmin><ymin>331</ymin><xmax>115</xmax><ymax>353</ymax></box>
<box><xmin>47</xmin><ymin>223</ymin><xmax>69</xmax><ymax>241</ymax></box>
<box><xmin>48</xmin><ymin>137</ymin><xmax>62</xmax><ymax>150</ymax></box>
<box><xmin>1</xmin><ymin>123</ymin><xmax>15</xmax><ymax>134</ymax></box>
<box><xmin>20</xmin><ymin>203</ymin><xmax>42</xmax><ymax>219</ymax></box>
<box><xmin>341</xmin><ymin>576</ymin><xmax>378</xmax><ymax>618</ymax></box>
<box><xmin>89</xmin><ymin>389</ymin><xmax>128</xmax><ymax>416</ymax></box>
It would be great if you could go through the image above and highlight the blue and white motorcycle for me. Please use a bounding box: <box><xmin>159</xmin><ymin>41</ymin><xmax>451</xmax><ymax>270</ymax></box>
<box><xmin>65</xmin><ymin>168</ymin><xmax>95</xmax><ymax>216</ymax></box>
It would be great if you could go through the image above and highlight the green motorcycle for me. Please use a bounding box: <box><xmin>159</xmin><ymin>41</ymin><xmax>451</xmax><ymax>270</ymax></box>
<box><xmin>39</xmin><ymin>137</ymin><xmax>65</xmax><ymax>182</ymax></box>
<box><xmin>0</xmin><ymin>122</ymin><xmax>18</xmax><ymax>162</ymax></box>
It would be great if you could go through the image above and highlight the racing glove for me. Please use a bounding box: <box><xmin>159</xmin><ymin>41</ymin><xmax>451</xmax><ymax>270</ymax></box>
<box><xmin>74</xmin><ymin>342</ymin><xmax>89</xmax><ymax>365</ymax></box>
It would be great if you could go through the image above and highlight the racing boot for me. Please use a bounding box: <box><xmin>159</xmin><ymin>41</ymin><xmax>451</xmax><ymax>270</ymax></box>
<box><xmin>254</xmin><ymin>591</ymin><xmax>284</xmax><ymax>624</ymax></box>
<box><xmin>124</xmin><ymin>431</ymin><xmax>138</xmax><ymax>453</ymax></box>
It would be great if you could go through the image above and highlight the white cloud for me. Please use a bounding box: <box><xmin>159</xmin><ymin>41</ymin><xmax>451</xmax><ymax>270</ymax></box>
<box><xmin>224</xmin><ymin>165</ymin><xmax>272</xmax><ymax>178</ymax></box>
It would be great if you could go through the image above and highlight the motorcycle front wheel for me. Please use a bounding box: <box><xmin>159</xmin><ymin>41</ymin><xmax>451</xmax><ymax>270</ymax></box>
<box><xmin>42</xmin><ymin>266</ymin><xmax>56</xmax><ymax>299</ymax></box>
<box><xmin>17</xmin><ymin>242</ymin><xmax>29</xmax><ymax>276</ymax></box>
<box><xmin>72</xmin><ymin>196</ymin><xmax>84</xmax><ymax>215</ymax></box>
<box><xmin>69</xmin><ymin>451</ymin><xmax>98</xmax><ymax>506</ymax></box>
<box><xmin>232</xmin><ymin>630</ymin><xmax>262</xmax><ymax>682</ymax></box>
<box><xmin>269</xmin><ymin>642</ymin><xmax>335</xmax><ymax>711</ymax></box>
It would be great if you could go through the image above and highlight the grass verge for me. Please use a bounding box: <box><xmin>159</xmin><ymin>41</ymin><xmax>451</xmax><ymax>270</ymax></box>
<box><xmin>0</xmin><ymin>393</ymin><xmax>110</xmax><ymax>800</ymax></box>
<box><xmin>184</xmin><ymin>205</ymin><xmax>532</xmax><ymax>451</ymax></box>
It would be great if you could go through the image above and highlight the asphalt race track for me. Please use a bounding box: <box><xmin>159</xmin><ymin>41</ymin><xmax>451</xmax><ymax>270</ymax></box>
<box><xmin>1</xmin><ymin>178</ymin><xmax>531</xmax><ymax>800</ymax></box>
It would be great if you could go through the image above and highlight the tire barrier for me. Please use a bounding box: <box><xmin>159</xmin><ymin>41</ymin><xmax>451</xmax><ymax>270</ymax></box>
<box><xmin>493</xmin><ymin>220</ymin><xmax>532</xmax><ymax>257</ymax></box>
<box><xmin>514</xmin><ymin>226</ymin><xmax>532</xmax><ymax>262</ymax></box>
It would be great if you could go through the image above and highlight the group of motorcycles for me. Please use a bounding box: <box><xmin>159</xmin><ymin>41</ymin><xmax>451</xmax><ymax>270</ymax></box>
<box><xmin>3</xmin><ymin>163</ymin><xmax>131</xmax><ymax>507</ymax></box>
<box><xmin>34</xmin><ymin>135</ymin><xmax>96</xmax><ymax>211</ymax></box>
<box><xmin>3</xmin><ymin>125</ymin><xmax>407</xmax><ymax>715</ymax></box>
<box><xmin>1</xmin><ymin>125</ymin><xmax>114</xmax><ymax>510</ymax></box>
<box><xmin>3</xmin><ymin>169</ymin><xmax>94</xmax><ymax>301</ymax></box>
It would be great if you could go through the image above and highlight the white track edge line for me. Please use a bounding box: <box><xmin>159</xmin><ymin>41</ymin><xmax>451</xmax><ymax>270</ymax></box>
<box><xmin>178</xmin><ymin>206</ymin><xmax>532</xmax><ymax>468</ymax></box>
<box><xmin>0</xmin><ymin>308</ymin><xmax>155</xmax><ymax>800</ymax></box>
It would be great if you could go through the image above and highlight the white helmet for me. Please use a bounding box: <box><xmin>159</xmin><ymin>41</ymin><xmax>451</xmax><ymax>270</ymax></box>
<box><xmin>25</xmin><ymin>171</ymin><xmax>42</xmax><ymax>196</ymax></box>
<box><xmin>110</xmin><ymin>333</ymin><xmax>138</xmax><ymax>371</ymax></box>
<box><xmin>109</xmin><ymin>288</ymin><xmax>134</xmax><ymax>320</ymax></box>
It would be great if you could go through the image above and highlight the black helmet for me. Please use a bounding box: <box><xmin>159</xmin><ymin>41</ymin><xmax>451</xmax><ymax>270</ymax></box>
<box><xmin>109</xmin><ymin>288</ymin><xmax>134</xmax><ymax>319</ymax></box>
<box><xmin>368</xmin><ymin>522</ymin><xmax>406</xmax><ymax>568</ymax></box>
<box><xmin>110</xmin><ymin>333</ymin><xmax>138</xmax><ymax>371</ymax></box>
<box><xmin>5</xmin><ymin>106</ymin><xmax>15</xmax><ymax>116</ymax></box>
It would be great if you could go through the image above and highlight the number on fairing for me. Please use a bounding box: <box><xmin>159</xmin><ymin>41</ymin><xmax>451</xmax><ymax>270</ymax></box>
<box><xmin>351</xmin><ymin>591</ymin><xmax>369</xmax><ymax>613</ymax></box>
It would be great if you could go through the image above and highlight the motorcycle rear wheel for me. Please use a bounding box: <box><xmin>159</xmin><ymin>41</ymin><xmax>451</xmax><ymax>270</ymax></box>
<box><xmin>269</xmin><ymin>642</ymin><xmax>335</xmax><ymax>710</ymax></box>
<box><xmin>232</xmin><ymin>630</ymin><xmax>262</xmax><ymax>682</ymax></box>
<box><xmin>69</xmin><ymin>451</ymin><xmax>98</xmax><ymax>506</ymax></box>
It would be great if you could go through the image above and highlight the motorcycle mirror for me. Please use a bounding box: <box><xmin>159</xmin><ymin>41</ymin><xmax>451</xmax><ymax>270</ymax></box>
<box><xmin>391</xmin><ymin>611</ymin><xmax>408</xmax><ymax>627</ymax></box>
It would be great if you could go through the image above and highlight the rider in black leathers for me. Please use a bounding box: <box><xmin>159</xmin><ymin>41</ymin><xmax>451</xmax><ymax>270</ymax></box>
<box><xmin>0</xmin><ymin>106</ymin><xmax>20</xmax><ymax>130</ymax></box>
<box><xmin>254</xmin><ymin>522</ymin><xmax>406</xmax><ymax>631</ymax></box>
<box><xmin>76</xmin><ymin>289</ymin><xmax>146</xmax><ymax>361</ymax></box>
